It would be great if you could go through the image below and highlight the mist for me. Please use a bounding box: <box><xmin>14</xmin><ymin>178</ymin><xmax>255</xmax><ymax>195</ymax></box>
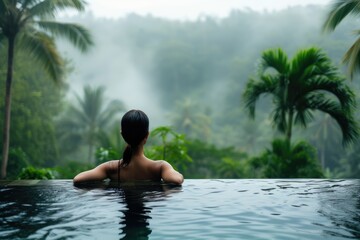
<box><xmin>58</xmin><ymin>18</ymin><xmax>164</xmax><ymax>127</ymax></box>
<box><xmin>57</xmin><ymin>5</ymin><xmax>357</xmax><ymax>149</ymax></box>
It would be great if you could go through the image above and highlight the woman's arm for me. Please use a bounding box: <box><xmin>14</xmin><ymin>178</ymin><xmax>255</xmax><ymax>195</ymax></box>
<box><xmin>73</xmin><ymin>162</ymin><xmax>110</xmax><ymax>184</ymax></box>
<box><xmin>160</xmin><ymin>161</ymin><xmax>184</xmax><ymax>185</ymax></box>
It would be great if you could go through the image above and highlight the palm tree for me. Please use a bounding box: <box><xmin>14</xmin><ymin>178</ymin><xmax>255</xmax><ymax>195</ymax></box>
<box><xmin>58</xmin><ymin>85</ymin><xmax>125</xmax><ymax>163</ymax></box>
<box><xmin>0</xmin><ymin>0</ymin><xmax>93</xmax><ymax>178</ymax></box>
<box><xmin>323</xmin><ymin>0</ymin><xmax>360</xmax><ymax>79</ymax></box>
<box><xmin>243</xmin><ymin>47</ymin><xmax>358</xmax><ymax>145</ymax></box>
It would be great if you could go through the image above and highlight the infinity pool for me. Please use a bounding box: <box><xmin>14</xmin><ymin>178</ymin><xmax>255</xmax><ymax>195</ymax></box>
<box><xmin>0</xmin><ymin>179</ymin><xmax>359</xmax><ymax>239</ymax></box>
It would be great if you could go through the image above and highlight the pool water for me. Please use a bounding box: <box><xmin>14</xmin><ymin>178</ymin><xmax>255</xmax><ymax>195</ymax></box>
<box><xmin>0</xmin><ymin>179</ymin><xmax>359</xmax><ymax>239</ymax></box>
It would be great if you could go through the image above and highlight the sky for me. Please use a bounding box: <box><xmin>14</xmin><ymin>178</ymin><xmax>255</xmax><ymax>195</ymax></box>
<box><xmin>76</xmin><ymin>0</ymin><xmax>331</xmax><ymax>20</ymax></box>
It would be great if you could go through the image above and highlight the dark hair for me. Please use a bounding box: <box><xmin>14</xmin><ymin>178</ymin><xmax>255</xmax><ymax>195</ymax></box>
<box><xmin>120</xmin><ymin>109</ymin><xmax>149</xmax><ymax>167</ymax></box>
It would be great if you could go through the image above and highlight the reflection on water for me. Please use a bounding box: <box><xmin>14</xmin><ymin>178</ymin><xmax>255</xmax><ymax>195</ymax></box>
<box><xmin>76</xmin><ymin>181</ymin><xmax>182</xmax><ymax>240</ymax></box>
<box><xmin>0</xmin><ymin>179</ymin><xmax>359</xmax><ymax>239</ymax></box>
<box><xmin>117</xmin><ymin>184</ymin><xmax>156</xmax><ymax>239</ymax></box>
<box><xmin>118</xmin><ymin>188</ymin><xmax>152</xmax><ymax>240</ymax></box>
<box><xmin>317</xmin><ymin>181</ymin><xmax>360</xmax><ymax>238</ymax></box>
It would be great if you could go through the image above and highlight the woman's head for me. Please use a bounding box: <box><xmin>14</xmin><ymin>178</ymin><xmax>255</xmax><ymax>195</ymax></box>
<box><xmin>121</xmin><ymin>109</ymin><xmax>149</xmax><ymax>146</ymax></box>
<box><xmin>120</xmin><ymin>110</ymin><xmax>149</xmax><ymax>166</ymax></box>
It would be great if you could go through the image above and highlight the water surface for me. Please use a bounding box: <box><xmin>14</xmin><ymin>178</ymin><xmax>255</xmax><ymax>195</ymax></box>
<box><xmin>0</xmin><ymin>179</ymin><xmax>359</xmax><ymax>239</ymax></box>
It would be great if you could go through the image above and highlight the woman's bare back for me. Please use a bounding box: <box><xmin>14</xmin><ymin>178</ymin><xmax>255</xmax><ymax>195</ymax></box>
<box><xmin>106</xmin><ymin>159</ymin><xmax>163</xmax><ymax>182</ymax></box>
<box><xmin>73</xmin><ymin>157</ymin><xmax>183</xmax><ymax>185</ymax></box>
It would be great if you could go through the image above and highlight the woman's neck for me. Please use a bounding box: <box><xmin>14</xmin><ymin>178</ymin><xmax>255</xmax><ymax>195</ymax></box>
<box><xmin>131</xmin><ymin>145</ymin><xmax>145</xmax><ymax>158</ymax></box>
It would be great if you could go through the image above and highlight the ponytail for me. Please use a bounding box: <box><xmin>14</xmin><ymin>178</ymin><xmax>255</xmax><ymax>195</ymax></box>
<box><xmin>121</xmin><ymin>145</ymin><xmax>132</xmax><ymax>167</ymax></box>
<box><xmin>119</xmin><ymin>109</ymin><xmax>149</xmax><ymax>167</ymax></box>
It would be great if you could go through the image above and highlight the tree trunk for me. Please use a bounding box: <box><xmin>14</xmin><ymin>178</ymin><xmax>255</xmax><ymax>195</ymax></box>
<box><xmin>286</xmin><ymin>110</ymin><xmax>294</xmax><ymax>144</ymax></box>
<box><xmin>1</xmin><ymin>37</ymin><xmax>15</xmax><ymax>179</ymax></box>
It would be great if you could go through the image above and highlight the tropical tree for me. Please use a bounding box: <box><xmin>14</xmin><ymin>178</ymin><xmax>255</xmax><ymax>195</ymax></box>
<box><xmin>243</xmin><ymin>47</ymin><xmax>358</xmax><ymax>145</ymax></box>
<box><xmin>0</xmin><ymin>50</ymin><xmax>66</xmax><ymax>174</ymax></box>
<box><xmin>323</xmin><ymin>0</ymin><xmax>360</xmax><ymax>79</ymax></box>
<box><xmin>58</xmin><ymin>85</ymin><xmax>125</xmax><ymax>163</ymax></box>
<box><xmin>0</xmin><ymin>0</ymin><xmax>93</xmax><ymax>178</ymax></box>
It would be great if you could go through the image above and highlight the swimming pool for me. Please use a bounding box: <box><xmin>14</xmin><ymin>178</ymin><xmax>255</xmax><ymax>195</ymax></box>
<box><xmin>0</xmin><ymin>179</ymin><xmax>359</xmax><ymax>239</ymax></box>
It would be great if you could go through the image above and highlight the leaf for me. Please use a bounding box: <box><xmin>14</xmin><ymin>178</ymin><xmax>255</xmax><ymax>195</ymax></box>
<box><xmin>37</xmin><ymin>21</ymin><xmax>93</xmax><ymax>52</ymax></box>
<box><xmin>19</xmin><ymin>30</ymin><xmax>64</xmax><ymax>83</ymax></box>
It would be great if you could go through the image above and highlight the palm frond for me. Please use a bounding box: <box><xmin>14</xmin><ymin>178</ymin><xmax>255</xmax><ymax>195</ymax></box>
<box><xmin>270</xmin><ymin>138</ymin><xmax>290</xmax><ymax>157</ymax></box>
<box><xmin>67</xmin><ymin>104</ymin><xmax>90</xmax><ymax>125</ymax></box>
<box><xmin>18</xmin><ymin>30</ymin><xmax>64</xmax><ymax>83</ymax></box>
<box><xmin>28</xmin><ymin>0</ymin><xmax>86</xmax><ymax>18</ymax></box>
<box><xmin>307</xmin><ymin>96</ymin><xmax>359</xmax><ymax>145</ymax></box>
<box><xmin>242</xmin><ymin>75</ymin><xmax>277</xmax><ymax>118</ymax></box>
<box><xmin>323</xmin><ymin>0</ymin><xmax>360</xmax><ymax>32</ymax></box>
<box><xmin>290</xmin><ymin>47</ymin><xmax>333</xmax><ymax>82</ymax></box>
<box><xmin>98</xmin><ymin>99</ymin><xmax>125</xmax><ymax>128</ymax></box>
<box><xmin>260</xmin><ymin>48</ymin><xmax>289</xmax><ymax>75</ymax></box>
<box><xmin>37</xmin><ymin>21</ymin><xmax>93</xmax><ymax>52</ymax></box>
<box><xmin>74</xmin><ymin>85</ymin><xmax>108</xmax><ymax>125</ymax></box>
<box><xmin>271</xmin><ymin>103</ymin><xmax>288</xmax><ymax>133</ymax></box>
<box><xmin>294</xmin><ymin>108</ymin><xmax>314</xmax><ymax>128</ymax></box>
<box><xmin>301</xmin><ymin>76</ymin><xmax>356</xmax><ymax>111</ymax></box>
<box><xmin>343</xmin><ymin>33</ymin><xmax>360</xmax><ymax>79</ymax></box>
<box><xmin>19</xmin><ymin>0</ymin><xmax>35</xmax><ymax>9</ymax></box>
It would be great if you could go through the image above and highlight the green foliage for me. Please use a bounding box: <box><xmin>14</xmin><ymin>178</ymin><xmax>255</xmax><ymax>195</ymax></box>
<box><xmin>58</xmin><ymin>8</ymin><xmax>360</xmax><ymax>177</ymax></box>
<box><xmin>55</xmin><ymin>161</ymin><xmax>94</xmax><ymax>179</ymax></box>
<box><xmin>323</xmin><ymin>0</ymin><xmax>360</xmax><ymax>79</ymax></box>
<box><xmin>2</xmin><ymin>6</ymin><xmax>359</xmax><ymax>178</ymax></box>
<box><xmin>0</xmin><ymin>50</ymin><xmax>65</xmax><ymax>167</ymax></box>
<box><xmin>243</xmin><ymin>47</ymin><xmax>359</xmax><ymax>145</ymax></box>
<box><xmin>6</xmin><ymin>147</ymin><xmax>30</xmax><ymax>179</ymax></box>
<box><xmin>247</xmin><ymin>139</ymin><xmax>324</xmax><ymax>178</ymax></box>
<box><xmin>186</xmin><ymin>139</ymin><xmax>248</xmax><ymax>178</ymax></box>
<box><xmin>18</xmin><ymin>166</ymin><xmax>57</xmax><ymax>180</ymax></box>
<box><xmin>217</xmin><ymin>157</ymin><xmax>245</xmax><ymax>178</ymax></box>
<box><xmin>0</xmin><ymin>0</ymin><xmax>92</xmax><ymax>178</ymax></box>
<box><xmin>95</xmin><ymin>147</ymin><xmax>121</xmax><ymax>165</ymax></box>
<box><xmin>0</xmin><ymin>0</ymin><xmax>93</xmax><ymax>82</ymax></box>
<box><xmin>147</xmin><ymin>126</ymin><xmax>192</xmax><ymax>172</ymax></box>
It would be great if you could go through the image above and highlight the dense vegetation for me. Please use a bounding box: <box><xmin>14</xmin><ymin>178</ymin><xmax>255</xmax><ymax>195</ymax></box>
<box><xmin>0</xmin><ymin>0</ymin><xmax>93</xmax><ymax>178</ymax></box>
<box><xmin>1</xmin><ymin>4</ymin><xmax>360</xmax><ymax>179</ymax></box>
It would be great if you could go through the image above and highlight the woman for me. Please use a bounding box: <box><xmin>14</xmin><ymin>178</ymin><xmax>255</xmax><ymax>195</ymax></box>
<box><xmin>73</xmin><ymin>109</ymin><xmax>184</xmax><ymax>185</ymax></box>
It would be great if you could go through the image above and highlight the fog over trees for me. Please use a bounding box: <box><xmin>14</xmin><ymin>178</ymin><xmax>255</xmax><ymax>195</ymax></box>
<box><xmin>2</xmin><ymin>4</ymin><xmax>360</xmax><ymax>178</ymax></box>
<box><xmin>59</xmin><ymin>4</ymin><xmax>358</xmax><ymax>137</ymax></box>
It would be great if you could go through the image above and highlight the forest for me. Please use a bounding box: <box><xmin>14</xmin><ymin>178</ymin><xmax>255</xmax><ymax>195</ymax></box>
<box><xmin>1</xmin><ymin>2</ymin><xmax>360</xmax><ymax>179</ymax></box>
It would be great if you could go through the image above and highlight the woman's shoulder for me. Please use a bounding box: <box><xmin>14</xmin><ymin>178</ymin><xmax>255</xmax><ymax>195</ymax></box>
<box><xmin>148</xmin><ymin>159</ymin><xmax>167</xmax><ymax>166</ymax></box>
<box><xmin>102</xmin><ymin>160</ymin><xmax>120</xmax><ymax>174</ymax></box>
<box><xmin>144</xmin><ymin>159</ymin><xmax>167</xmax><ymax>173</ymax></box>
<box><xmin>149</xmin><ymin>159</ymin><xmax>174</xmax><ymax>171</ymax></box>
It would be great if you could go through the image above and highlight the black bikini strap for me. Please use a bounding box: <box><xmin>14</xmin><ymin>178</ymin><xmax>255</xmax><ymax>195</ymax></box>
<box><xmin>118</xmin><ymin>159</ymin><xmax>121</xmax><ymax>186</ymax></box>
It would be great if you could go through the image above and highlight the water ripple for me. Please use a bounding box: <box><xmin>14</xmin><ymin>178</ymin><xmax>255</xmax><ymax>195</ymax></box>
<box><xmin>0</xmin><ymin>179</ymin><xmax>359</xmax><ymax>239</ymax></box>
